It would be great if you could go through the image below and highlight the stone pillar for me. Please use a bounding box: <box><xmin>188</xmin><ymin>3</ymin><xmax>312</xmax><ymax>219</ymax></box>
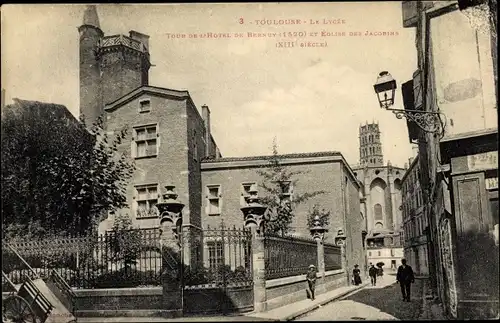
<box><xmin>241</xmin><ymin>184</ymin><xmax>268</xmax><ymax>313</ymax></box>
<box><xmin>156</xmin><ymin>185</ymin><xmax>185</xmax><ymax>318</ymax></box>
<box><xmin>160</xmin><ymin>222</ymin><xmax>182</xmax><ymax>317</ymax></box>
<box><xmin>251</xmin><ymin>227</ymin><xmax>267</xmax><ymax>313</ymax></box>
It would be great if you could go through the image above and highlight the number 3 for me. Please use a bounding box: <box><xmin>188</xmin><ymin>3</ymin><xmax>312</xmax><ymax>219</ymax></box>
<box><xmin>239</xmin><ymin>18</ymin><xmax>244</xmax><ymax>24</ymax></box>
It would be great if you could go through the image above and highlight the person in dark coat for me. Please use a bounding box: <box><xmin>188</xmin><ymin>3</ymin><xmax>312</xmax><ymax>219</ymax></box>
<box><xmin>396</xmin><ymin>258</ymin><xmax>415</xmax><ymax>302</ymax></box>
<box><xmin>306</xmin><ymin>264</ymin><xmax>317</xmax><ymax>300</ymax></box>
<box><xmin>368</xmin><ymin>263</ymin><xmax>377</xmax><ymax>286</ymax></box>
<box><xmin>352</xmin><ymin>264</ymin><xmax>362</xmax><ymax>285</ymax></box>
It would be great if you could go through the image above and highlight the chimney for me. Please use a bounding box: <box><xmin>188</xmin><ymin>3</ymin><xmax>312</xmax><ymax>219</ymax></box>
<box><xmin>129</xmin><ymin>30</ymin><xmax>150</xmax><ymax>52</ymax></box>
<box><xmin>202</xmin><ymin>105</ymin><xmax>211</xmax><ymax>157</ymax></box>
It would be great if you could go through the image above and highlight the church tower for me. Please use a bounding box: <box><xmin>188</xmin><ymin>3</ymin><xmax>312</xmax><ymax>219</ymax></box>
<box><xmin>78</xmin><ymin>5</ymin><xmax>152</xmax><ymax>126</ymax></box>
<box><xmin>359</xmin><ymin>122</ymin><xmax>383</xmax><ymax>167</ymax></box>
<box><xmin>79</xmin><ymin>5</ymin><xmax>103</xmax><ymax>126</ymax></box>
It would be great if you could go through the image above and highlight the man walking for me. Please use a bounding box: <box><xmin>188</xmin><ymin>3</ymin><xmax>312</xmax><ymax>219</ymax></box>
<box><xmin>396</xmin><ymin>258</ymin><xmax>415</xmax><ymax>302</ymax></box>
<box><xmin>368</xmin><ymin>263</ymin><xmax>377</xmax><ymax>286</ymax></box>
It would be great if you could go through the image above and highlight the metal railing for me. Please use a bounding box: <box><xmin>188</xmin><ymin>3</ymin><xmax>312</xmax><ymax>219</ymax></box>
<box><xmin>100</xmin><ymin>35</ymin><xmax>147</xmax><ymax>53</ymax></box>
<box><xmin>264</xmin><ymin>233</ymin><xmax>318</xmax><ymax>280</ymax></box>
<box><xmin>2</xmin><ymin>228</ymin><xmax>163</xmax><ymax>290</ymax></box>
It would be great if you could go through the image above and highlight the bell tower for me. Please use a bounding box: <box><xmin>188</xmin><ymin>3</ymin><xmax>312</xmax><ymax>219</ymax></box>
<box><xmin>78</xmin><ymin>5</ymin><xmax>103</xmax><ymax>126</ymax></box>
<box><xmin>359</xmin><ymin>121</ymin><xmax>383</xmax><ymax>167</ymax></box>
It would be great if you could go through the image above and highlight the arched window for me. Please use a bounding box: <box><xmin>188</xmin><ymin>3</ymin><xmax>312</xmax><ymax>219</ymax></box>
<box><xmin>374</xmin><ymin>203</ymin><xmax>383</xmax><ymax>220</ymax></box>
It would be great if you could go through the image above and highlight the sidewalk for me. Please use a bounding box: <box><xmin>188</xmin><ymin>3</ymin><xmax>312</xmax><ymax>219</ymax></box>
<box><xmin>77</xmin><ymin>279</ymin><xmax>380</xmax><ymax>322</ymax></box>
<box><xmin>245</xmin><ymin>279</ymin><xmax>376</xmax><ymax>321</ymax></box>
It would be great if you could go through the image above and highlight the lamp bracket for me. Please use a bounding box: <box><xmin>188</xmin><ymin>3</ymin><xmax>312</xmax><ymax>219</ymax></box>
<box><xmin>385</xmin><ymin>107</ymin><xmax>444</xmax><ymax>135</ymax></box>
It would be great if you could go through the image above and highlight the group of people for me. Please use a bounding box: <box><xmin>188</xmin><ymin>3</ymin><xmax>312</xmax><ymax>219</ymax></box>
<box><xmin>305</xmin><ymin>258</ymin><xmax>415</xmax><ymax>302</ymax></box>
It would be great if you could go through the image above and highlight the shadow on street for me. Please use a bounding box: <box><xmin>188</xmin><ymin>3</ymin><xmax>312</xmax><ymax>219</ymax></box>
<box><xmin>342</xmin><ymin>278</ymin><xmax>423</xmax><ymax>320</ymax></box>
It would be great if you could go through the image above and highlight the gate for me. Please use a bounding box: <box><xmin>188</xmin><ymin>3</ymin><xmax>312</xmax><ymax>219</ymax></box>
<box><xmin>182</xmin><ymin>223</ymin><xmax>254</xmax><ymax>314</ymax></box>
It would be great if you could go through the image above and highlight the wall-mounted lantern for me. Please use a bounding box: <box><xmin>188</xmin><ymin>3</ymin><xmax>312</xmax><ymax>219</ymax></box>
<box><xmin>373</xmin><ymin>71</ymin><xmax>444</xmax><ymax>135</ymax></box>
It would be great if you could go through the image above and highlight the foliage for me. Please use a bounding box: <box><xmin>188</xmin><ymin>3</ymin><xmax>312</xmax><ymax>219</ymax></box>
<box><xmin>257</xmin><ymin>138</ymin><xmax>325</xmax><ymax>236</ymax></box>
<box><xmin>107</xmin><ymin>213</ymin><xmax>142</xmax><ymax>269</ymax></box>
<box><xmin>306</xmin><ymin>204</ymin><xmax>331</xmax><ymax>229</ymax></box>
<box><xmin>1</xmin><ymin>101</ymin><xmax>135</xmax><ymax>237</ymax></box>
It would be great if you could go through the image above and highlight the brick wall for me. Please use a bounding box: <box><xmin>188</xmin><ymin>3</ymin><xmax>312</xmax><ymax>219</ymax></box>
<box><xmin>100</xmin><ymin>51</ymin><xmax>144</xmax><ymax>105</ymax></box>
<box><xmin>201</xmin><ymin>154</ymin><xmax>361</xmax><ymax>246</ymax></box>
<box><xmin>102</xmin><ymin>94</ymin><xmax>190</xmax><ymax>229</ymax></box>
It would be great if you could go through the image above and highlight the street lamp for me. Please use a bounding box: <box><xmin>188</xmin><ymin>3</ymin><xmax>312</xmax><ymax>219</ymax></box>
<box><xmin>373</xmin><ymin>71</ymin><xmax>444</xmax><ymax>135</ymax></box>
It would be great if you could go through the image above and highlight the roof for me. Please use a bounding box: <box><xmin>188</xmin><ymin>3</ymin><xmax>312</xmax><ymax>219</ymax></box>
<box><xmin>202</xmin><ymin>151</ymin><xmax>342</xmax><ymax>163</ymax></box>
<box><xmin>82</xmin><ymin>5</ymin><xmax>100</xmax><ymax>29</ymax></box>
<box><xmin>104</xmin><ymin>85</ymin><xmax>193</xmax><ymax>112</ymax></box>
<box><xmin>201</xmin><ymin>151</ymin><xmax>361</xmax><ymax>189</ymax></box>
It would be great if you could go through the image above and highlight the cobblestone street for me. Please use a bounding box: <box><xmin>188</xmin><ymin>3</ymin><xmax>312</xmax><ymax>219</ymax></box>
<box><xmin>296</xmin><ymin>276</ymin><xmax>424</xmax><ymax>321</ymax></box>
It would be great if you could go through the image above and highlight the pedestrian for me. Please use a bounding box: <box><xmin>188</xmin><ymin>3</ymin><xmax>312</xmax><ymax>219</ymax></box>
<box><xmin>396</xmin><ymin>258</ymin><xmax>415</xmax><ymax>302</ymax></box>
<box><xmin>368</xmin><ymin>263</ymin><xmax>377</xmax><ymax>286</ymax></box>
<box><xmin>306</xmin><ymin>264</ymin><xmax>317</xmax><ymax>300</ymax></box>
<box><xmin>352</xmin><ymin>264</ymin><xmax>362</xmax><ymax>285</ymax></box>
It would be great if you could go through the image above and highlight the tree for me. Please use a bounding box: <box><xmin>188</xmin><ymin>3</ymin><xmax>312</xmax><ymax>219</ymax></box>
<box><xmin>1</xmin><ymin>100</ymin><xmax>135</xmax><ymax>238</ymax></box>
<box><xmin>107</xmin><ymin>213</ymin><xmax>142</xmax><ymax>270</ymax></box>
<box><xmin>306</xmin><ymin>204</ymin><xmax>331</xmax><ymax>229</ymax></box>
<box><xmin>257</xmin><ymin>138</ymin><xmax>325</xmax><ymax>236</ymax></box>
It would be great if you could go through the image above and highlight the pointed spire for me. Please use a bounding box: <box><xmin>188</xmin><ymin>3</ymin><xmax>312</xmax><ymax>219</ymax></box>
<box><xmin>82</xmin><ymin>5</ymin><xmax>101</xmax><ymax>29</ymax></box>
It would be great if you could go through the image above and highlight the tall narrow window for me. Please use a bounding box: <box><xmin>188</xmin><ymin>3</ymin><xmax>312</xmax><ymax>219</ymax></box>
<box><xmin>193</xmin><ymin>130</ymin><xmax>198</xmax><ymax>161</ymax></box>
<box><xmin>207</xmin><ymin>241</ymin><xmax>224</xmax><ymax>269</ymax></box>
<box><xmin>374</xmin><ymin>204</ymin><xmax>383</xmax><ymax>221</ymax></box>
<box><xmin>134</xmin><ymin>125</ymin><xmax>158</xmax><ymax>158</ymax></box>
<box><xmin>207</xmin><ymin>185</ymin><xmax>221</xmax><ymax>216</ymax></box>
<box><xmin>135</xmin><ymin>184</ymin><xmax>158</xmax><ymax>218</ymax></box>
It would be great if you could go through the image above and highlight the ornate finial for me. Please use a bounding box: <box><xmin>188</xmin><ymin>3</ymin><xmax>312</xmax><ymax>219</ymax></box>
<box><xmin>82</xmin><ymin>5</ymin><xmax>101</xmax><ymax>29</ymax></box>
<box><xmin>163</xmin><ymin>185</ymin><xmax>178</xmax><ymax>201</ymax></box>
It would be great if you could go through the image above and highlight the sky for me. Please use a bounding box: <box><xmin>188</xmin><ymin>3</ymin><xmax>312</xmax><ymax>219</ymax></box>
<box><xmin>1</xmin><ymin>2</ymin><xmax>418</xmax><ymax>168</ymax></box>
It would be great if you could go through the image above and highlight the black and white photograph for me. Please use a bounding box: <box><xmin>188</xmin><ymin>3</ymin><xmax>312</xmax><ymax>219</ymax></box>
<box><xmin>1</xmin><ymin>1</ymin><xmax>498</xmax><ymax>322</ymax></box>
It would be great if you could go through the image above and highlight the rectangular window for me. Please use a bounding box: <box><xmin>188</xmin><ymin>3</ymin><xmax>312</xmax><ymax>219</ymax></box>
<box><xmin>139</xmin><ymin>99</ymin><xmax>151</xmax><ymax>113</ymax></box>
<box><xmin>207</xmin><ymin>185</ymin><xmax>221</xmax><ymax>216</ymax></box>
<box><xmin>377</xmin><ymin>251</ymin><xmax>381</xmax><ymax>257</ymax></box>
<box><xmin>207</xmin><ymin>241</ymin><xmax>224</xmax><ymax>270</ymax></box>
<box><xmin>368</xmin><ymin>251</ymin><xmax>372</xmax><ymax>257</ymax></box>
<box><xmin>135</xmin><ymin>184</ymin><xmax>158</xmax><ymax>218</ymax></box>
<box><xmin>133</xmin><ymin>125</ymin><xmax>158</xmax><ymax>158</ymax></box>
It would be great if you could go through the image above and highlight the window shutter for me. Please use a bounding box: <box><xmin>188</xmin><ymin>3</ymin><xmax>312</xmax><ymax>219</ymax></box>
<box><xmin>402</xmin><ymin>78</ymin><xmax>419</xmax><ymax>143</ymax></box>
<box><xmin>402</xmin><ymin>1</ymin><xmax>418</xmax><ymax>28</ymax></box>
<box><xmin>413</xmin><ymin>70</ymin><xmax>423</xmax><ymax>111</ymax></box>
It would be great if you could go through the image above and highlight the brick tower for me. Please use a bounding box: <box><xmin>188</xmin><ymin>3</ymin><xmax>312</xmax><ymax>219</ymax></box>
<box><xmin>78</xmin><ymin>5</ymin><xmax>104</xmax><ymax>126</ymax></box>
<box><xmin>359</xmin><ymin>122</ymin><xmax>383</xmax><ymax>166</ymax></box>
<box><xmin>78</xmin><ymin>5</ymin><xmax>152</xmax><ymax>126</ymax></box>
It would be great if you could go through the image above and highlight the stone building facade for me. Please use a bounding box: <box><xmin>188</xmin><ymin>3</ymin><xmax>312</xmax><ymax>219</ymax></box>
<box><xmin>401</xmin><ymin>154</ymin><xmax>429</xmax><ymax>276</ymax></box>
<box><xmin>79</xmin><ymin>6</ymin><xmax>366</xmax><ymax>272</ymax></box>
<box><xmin>401</xmin><ymin>0</ymin><xmax>498</xmax><ymax>318</ymax></box>
<box><xmin>352</xmin><ymin>122</ymin><xmax>406</xmax><ymax>270</ymax></box>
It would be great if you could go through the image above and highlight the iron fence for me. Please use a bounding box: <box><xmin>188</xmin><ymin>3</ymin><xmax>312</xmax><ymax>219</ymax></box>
<box><xmin>183</xmin><ymin>224</ymin><xmax>253</xmax><ymax>288</ymax></box>
<box><xmin>264</xmin><ymin>233</ymin><xmax>318</xmax><ymax>280</ymax></box>
<box><xmin>2</xmin><ymin>228</ymin><xmax>162</xmax><ymax>290</ymax></box>
<box><xmin>324</xmin><ymin>242</ymin><xmax>342</xmax><ymax>271</ymax></box>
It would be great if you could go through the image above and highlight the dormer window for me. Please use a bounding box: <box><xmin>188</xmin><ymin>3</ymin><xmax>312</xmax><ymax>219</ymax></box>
<box><xmin>139</xmin><ymin>99</ymin><xmax>151</xmax><ymax>113</ymax></box>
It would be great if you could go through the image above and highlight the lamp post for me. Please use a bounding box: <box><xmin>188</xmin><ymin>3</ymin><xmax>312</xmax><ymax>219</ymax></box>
<box><xmin>335</xmin><ymin>229</ymin><xmax>349</xmax><ymax>285</ymax></box>
<box><xmin>240</xmin><ymin>184</ymin><xmax>268</xmax><ymax>313</ymax></box>
<box><xmin>373</xmin><ymin>71</ymin><xmax>444</xmax><ymax>135</ymax></box>
<box><xmin>310</xmin><ymin>214</ymin><xmax>328</xmax><ymax>291</ymax></box>
<box><xmin>155</xmin><ymin>185</ymin><xmax>185</xmax><ymax>316</ymax></box>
